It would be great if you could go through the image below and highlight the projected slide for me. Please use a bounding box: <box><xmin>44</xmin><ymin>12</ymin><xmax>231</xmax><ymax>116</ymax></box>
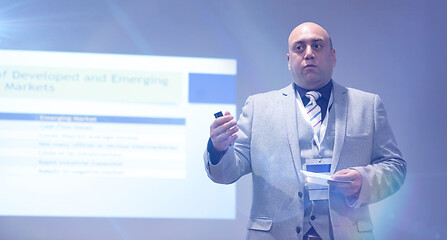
<box><xmin>0</xmin><ymin>50</ymin><xmax>237</xmax><ymax>219</ymax></box>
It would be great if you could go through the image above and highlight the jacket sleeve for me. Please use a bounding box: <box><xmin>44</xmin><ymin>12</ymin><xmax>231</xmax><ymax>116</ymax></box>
<box><xmin>350</xmin><ymin>95</ymin><xmax>407</xmax><ymax>207</ymax></box>
<box><xmin>203</xmin><ymin>96</ymin><xmax>254</xmax><ymax>184</ymax></box>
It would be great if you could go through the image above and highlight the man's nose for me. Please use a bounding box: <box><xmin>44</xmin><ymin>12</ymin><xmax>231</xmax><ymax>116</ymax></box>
<box><xmin>304</xmin><ymin>45</ymin><xmax>315</xmax><ymax>59</ymax></box>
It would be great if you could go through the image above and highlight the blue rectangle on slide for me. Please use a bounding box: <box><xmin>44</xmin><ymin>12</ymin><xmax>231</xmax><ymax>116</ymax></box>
<box><xmin>0</xmin><ymin>112</ymin><xmax>185</xmax><ymax>125</ymax></box>
<box><xmin>188</xmin><ymin>73</ymin><xmax>236</xmax><ymax>104</ymax></box>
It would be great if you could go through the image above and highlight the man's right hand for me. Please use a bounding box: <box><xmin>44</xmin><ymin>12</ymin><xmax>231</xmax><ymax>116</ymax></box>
<box><xmin>210</xmin><ymin>111</ymin><xmax>239</xmax><ymax>152</ymax></box>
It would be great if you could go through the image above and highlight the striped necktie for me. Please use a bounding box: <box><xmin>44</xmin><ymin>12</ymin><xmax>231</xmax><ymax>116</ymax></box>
<box><xmin>305</xmin><ymin>91</ymin><xmax>322</xmax><ymax>133</ymax></box>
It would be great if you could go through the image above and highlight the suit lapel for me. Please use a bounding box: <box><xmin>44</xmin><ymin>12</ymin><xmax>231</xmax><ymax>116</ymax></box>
<box><xmin>281</xmin><ymin>84</ymin><xmax>302</xmax><ymax>176</ymax></box>
<box><xmin>331</xmin><ymin>82</ymin><xmax>348</xmax><ymax>173</ymax></box>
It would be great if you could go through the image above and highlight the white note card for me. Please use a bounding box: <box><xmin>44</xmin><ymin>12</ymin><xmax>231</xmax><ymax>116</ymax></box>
<box><xmin>300</xmin><ymin>170</ymin><xmax>353</xmax><ymax>183</ymax></box>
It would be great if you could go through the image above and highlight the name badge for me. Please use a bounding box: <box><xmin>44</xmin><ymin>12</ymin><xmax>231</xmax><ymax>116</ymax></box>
<box><xmin>304</xmin><ymin>158</ymin><xmax>331</xmax><ymax>173</ymax></box>
<box><xmin>304</xmin><ymin>158</ymin><xmax>331</xmax><ymax>201</ymax></box>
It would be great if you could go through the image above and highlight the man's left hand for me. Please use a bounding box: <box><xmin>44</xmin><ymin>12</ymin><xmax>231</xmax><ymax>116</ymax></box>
<box><xmin>329</xmin><ymin>169</ymin><xmax>362</xmax><ymax>196</ymax></box>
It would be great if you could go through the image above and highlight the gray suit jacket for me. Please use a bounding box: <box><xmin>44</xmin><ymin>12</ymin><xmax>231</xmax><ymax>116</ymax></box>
<box><xmin>204</xmin><ymin>82</ymin><xmax>406</xmax><ymax>240</ymax></box>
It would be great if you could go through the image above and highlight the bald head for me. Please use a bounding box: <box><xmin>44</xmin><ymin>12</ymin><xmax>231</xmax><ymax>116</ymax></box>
<box><xmin>286</xmin><ymin>22</ymin><xmax>336</xmax><ymax>89</ymax></box>
<box><xmin>288</xmin><ymin>22</ymin><xmax>332</xmax><ymax>50</ymax></box>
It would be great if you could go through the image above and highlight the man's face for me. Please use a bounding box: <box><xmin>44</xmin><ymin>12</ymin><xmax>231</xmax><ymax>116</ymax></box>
<box><xmin>287</xmin><ymin>23</ymin><xmax>336</xmax><ymax>90</ymax></box>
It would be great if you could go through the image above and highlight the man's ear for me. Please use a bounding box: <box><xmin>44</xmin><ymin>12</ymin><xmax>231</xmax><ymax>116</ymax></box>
<box><xmin>287</xmin><ymin>53</ymin><xmax>291</xmax><ymax>70</ymax></box>
<box><xmin>331</xmin><ymin>49</ymin><xmax>336</xmax><ymax>68</ymax></box>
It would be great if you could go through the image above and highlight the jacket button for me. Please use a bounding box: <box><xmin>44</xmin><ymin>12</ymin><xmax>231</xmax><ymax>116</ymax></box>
<box><xmin>296</xmin><ymin>226</ymin><xmax>301</xmax><ymax>233</ymax></box>
<box><xmin>298</xmin><ymin>192</ymin><xmax>303</xmax><ymax>198</ymax></box>
<box><xmin>311</xmin><ymin>215</ymin><xmax>316</xmax><ymax>220</ymax></box>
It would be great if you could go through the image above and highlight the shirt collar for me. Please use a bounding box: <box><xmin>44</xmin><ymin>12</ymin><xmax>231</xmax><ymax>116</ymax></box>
<box><xmin>294</xmin><ymin>80</ymin><xmax>333</xmax><ymax>100</ymax></box>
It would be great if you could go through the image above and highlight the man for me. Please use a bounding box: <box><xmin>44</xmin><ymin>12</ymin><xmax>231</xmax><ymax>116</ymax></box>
<box><xmin>204</xmin><ymin>22</ymin><xmax>406</xmax><ymax>240</ymax></box>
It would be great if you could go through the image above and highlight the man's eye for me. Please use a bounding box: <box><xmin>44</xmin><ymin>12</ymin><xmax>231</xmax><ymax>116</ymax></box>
<box><xmin>296</xmin><ymin>46</ymin><xmax>302</xmax><ymax>51</ymax></box>
<box><xmin>313</xmin><ymin>44</ymin><xmax>321</xmax><ymax>49</ymax></box>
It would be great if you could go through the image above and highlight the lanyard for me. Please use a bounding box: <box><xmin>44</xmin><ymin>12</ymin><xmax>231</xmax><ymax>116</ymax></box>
<box><xmin>296</xmin><ymin>90</ymin><xmax>334</xmax><ymax>151</ymax></box>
